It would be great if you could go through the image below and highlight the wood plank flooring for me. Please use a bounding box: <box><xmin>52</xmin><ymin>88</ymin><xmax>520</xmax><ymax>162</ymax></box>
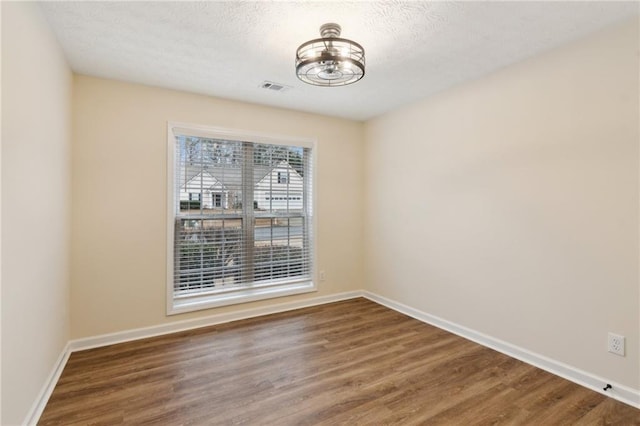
<box><xmin>39</xmin><ymin>298</ymin><xmax>639</xmax><ymax>425</ymax></box>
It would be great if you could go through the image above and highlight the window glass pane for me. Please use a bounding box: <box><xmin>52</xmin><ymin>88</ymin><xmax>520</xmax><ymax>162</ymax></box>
<box><xmin>253</xmin><ymin>145</ymin><xmax>306</xmax><ymax>214</ymax></box>
<box><xmin>254</xmin><ymin>217</ymin><xmax>308</xmax><ymax>282</ymax></box>
<box><xmin>174</xmin><ymin>218</ymin><xmax>244</xmax><ymax>294</ymax></box>
<box><xmin>176</xmin><ymin>137</ymin><xmax>244</xmax><ymax>213</ymax></box>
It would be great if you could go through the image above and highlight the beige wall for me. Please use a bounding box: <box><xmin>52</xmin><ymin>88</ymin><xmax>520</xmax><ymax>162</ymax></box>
<box><xmin>71</xmin><ymin>76</ymin><xmax>365</xmax><ymax>338</ymax></box>
<box><xmin>3</xmin><ymin>6</ymin><xmax>638</xmax><ymax>419</ymax></box>
<box><xmin>1</xmin><ymin>2</ymin><xmax>73</xmax><ymax>424</ymax></box>
<box><xmin>364</xmin><ymin>19</ymin><xmax>639</xmax><ymax>389</ymax></box>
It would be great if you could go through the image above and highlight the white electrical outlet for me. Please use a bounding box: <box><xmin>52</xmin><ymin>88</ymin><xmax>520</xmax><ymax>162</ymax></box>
<box><xmin>608</xmin><ymin>333</ymin><xmax>625</xmax><ymax>356</ymax></box>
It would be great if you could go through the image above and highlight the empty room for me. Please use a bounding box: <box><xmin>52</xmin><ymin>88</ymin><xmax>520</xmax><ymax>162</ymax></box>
<box><xmin>2</xmin><ymin>1</ymin><xmax>639</xmax><ymax>424</ymax></box>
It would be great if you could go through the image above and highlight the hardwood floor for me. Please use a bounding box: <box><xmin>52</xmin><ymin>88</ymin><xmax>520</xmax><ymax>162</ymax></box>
<box><xmin>39</xmin><ymin>298</ymin><xmax>639</xmax><ymax>425</ymax></box>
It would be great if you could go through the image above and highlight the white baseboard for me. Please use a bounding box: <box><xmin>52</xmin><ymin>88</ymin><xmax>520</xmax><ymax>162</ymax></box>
<box><xmin>28</xmin><ymin>291</ymin><xmax>363</xmax><ymax>425</ymax></box>
<box><xmin>23</xmin><ymin>342</ymin><xmax>71</xmax><ymax>426</ymax></box>
<box><xmin>68</xmin><ymin>290</ymin><xmax>363</xmax><ymax>352</ymax></box>
<box><xmin>362</xmin><ymin>291</ymin><xmax>640</xmax><ymax>409</ymax></box>
<box><xmin>28</xmin><ymin>288</ymin><xmax>639</xmax><ymax>426</ymax></box>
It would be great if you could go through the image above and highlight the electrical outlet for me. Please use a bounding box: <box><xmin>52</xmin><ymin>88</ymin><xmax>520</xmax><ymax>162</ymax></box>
<box><xmin>319</xmin><ymin>270</ymin><xmax>326</xmax><ymax>281</ymax></box>
<box><xmin>608</xmin><ymin>333</ymin><xmax>625</xmax><ymax>356</ymax></box>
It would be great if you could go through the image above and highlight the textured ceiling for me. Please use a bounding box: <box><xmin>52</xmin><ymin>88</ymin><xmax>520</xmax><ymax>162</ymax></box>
<box><xmin>40</xmin><ymin>1</ymin><xmax>638</xmax><ymax>121</ymax></box>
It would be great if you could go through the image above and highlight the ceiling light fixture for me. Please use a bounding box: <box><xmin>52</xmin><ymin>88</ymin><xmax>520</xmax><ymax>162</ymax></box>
<box><xmin>295</xmin><ymin>23</ymin><xmax>365</xmax><ymax>87</ymax></box>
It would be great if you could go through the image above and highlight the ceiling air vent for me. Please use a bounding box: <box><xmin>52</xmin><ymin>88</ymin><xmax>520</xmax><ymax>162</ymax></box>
<box><xmin>260</xmin><ymin>81</ymin><xmax>291</xmax><ymax>92</ymax></box>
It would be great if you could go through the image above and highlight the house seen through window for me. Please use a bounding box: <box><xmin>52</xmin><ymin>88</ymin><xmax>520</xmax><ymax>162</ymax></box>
<box><xmin>167</xmin><ymin>123</ymin><xmax>316</xmax><ymax>313</ymax></box>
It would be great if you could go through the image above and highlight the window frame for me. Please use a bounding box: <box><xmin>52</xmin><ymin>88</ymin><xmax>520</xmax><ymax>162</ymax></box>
<box><xmin>166</xmin><ymin>122</ymin><xmax>317</xmax><ymax>315</ymax></box>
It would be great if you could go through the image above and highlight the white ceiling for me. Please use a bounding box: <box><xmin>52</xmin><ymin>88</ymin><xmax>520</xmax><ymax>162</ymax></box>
<box><xmin>40</xmin><ymin>1</ymin><xmax>638</xmax><ymax>121</ymax></box>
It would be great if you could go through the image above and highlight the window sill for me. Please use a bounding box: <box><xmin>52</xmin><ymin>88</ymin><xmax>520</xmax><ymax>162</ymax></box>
<box><xmin>168</xmin><ymin>280</ymin><xmax>317</xmax><ymax>315</ymax></box>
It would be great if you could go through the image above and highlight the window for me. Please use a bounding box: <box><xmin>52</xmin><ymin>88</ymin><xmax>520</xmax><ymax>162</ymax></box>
<box><xmin>212</xmin><ymin>193</ymin><xmax>222</xmax><ymax>207</ymax></box>
<box><xmin>167</xmin><ymin>123</ymin><xmax>315</xmax><ymax>314</ymax></box>
<box><xmin>277</xmin><ymin>171</ymin><xmax>289</xmax><ymax>184</ymax></box>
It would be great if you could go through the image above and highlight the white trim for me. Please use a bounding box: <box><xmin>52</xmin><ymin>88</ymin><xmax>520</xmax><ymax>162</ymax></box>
<box><xmin>69</xmin><ymin>291</ymin><xmax>362</xmax><ymax>352</ymax></box>
<box><xmin>169</xmin><ymin>121</ymin><xmax>315</xmax><ymax>149</ymax></box>
<box><xmin>166</xmin><ymin>122</ymin><xmax>175</xmax><ymax>316</ymax></box>
<box><xmin>362</xmin><ymin>291</ymin><xmax>640</xmax><ymax>409</ymax></box>
<box><xmin>166</xmin><ymin>122</ymin><xmax>318</xmax><ymax>315</ymax></box>
<box><xmin>27</xmin><ymin>289</ymin><xmax>640</xmax><ymax>425</ymax></box>
<box><xmin>310</xmin><ymin>137</ymin><xmax>318</xmax><ymax>308</ymax></box>
<box><xmin>23</xmin><ymin>343</ymin><xmax>71</xmax><ymax>426</ymax></box>
<box><xmin>171</xmin><ymin>280</ymin><xmax>317</xmax><ymax>315</ymax></box>
<box><xmin>29</xmin><ymin>291</ymin><xmax>362</xmax><ymax>425</ymax></box>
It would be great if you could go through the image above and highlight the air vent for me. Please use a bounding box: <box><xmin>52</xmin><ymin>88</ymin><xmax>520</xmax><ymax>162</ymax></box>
<box><xmin>260</xmin><ymin>81</ymin><xmax>291</xmax><ymax>92</ymax></box>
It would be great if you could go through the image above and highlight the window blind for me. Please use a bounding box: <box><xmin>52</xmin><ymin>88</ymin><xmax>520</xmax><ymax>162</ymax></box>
<box><xmin>172</xmin><ymin>135</ymin><xmax>313</xmax><ymax>301</ymax></box>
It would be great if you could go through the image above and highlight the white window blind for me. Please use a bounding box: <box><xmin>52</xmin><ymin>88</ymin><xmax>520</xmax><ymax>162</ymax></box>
<box><xmin>168</xmin><ymin>124</ymin><xmax>315</xmax><ymax>313</ymax></box>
